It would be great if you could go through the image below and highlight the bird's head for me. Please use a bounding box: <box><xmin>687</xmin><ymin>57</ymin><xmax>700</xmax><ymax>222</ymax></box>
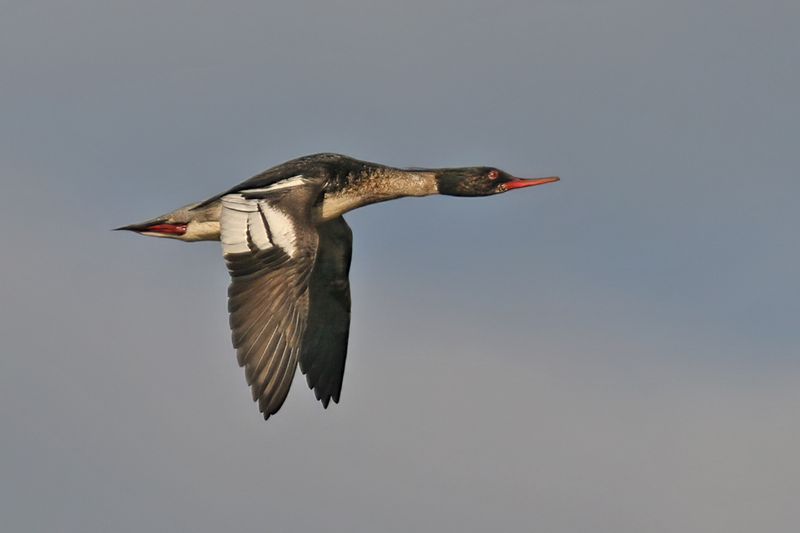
<box><xmin>435</xmin><ymin>167</ymin><xmax>559</xmax><ymax>197</ymax></box>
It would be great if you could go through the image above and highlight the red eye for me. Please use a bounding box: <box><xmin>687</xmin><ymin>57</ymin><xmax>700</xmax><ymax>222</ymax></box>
<box><xmin>488</xmin><ymin>170</ymin><xmax>499</xmax><ymax>180</ymax></box>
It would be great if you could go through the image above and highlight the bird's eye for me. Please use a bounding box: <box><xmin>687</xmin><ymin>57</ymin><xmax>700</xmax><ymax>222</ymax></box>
<box><xmin>488</xmin><ymin>170</ymin><xmax>499</xmax><ymax>180</ymax></box>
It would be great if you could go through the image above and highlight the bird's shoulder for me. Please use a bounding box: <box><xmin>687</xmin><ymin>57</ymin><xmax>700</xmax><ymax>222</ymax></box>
<box><xmin>194</xmin><ymin>153</ymin><xmax>365</xmax><ymax>209</ymax></box>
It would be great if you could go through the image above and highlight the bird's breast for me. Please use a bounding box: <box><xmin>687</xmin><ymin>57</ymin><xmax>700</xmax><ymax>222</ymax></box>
<box><xmin>316</xmin><ymin>191</ymin><xmax>366</xmax><ymax>221</ymax></box>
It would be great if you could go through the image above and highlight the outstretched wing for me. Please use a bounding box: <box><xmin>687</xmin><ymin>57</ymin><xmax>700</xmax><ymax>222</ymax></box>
<box><xmin>300</xmin><ymin>217</ymin><xmax>353</xmax><ymax>407</ymax></box>
<box><xmin>220</xmin><ymin>177</ymin><xmax>323</xmax><ymax>420</ymax></box>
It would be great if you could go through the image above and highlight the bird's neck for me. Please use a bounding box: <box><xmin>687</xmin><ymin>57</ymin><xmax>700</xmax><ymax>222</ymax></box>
<box><xmin>317</xmin><ymin>167</ymin><xmax>439</xmax><ymax>221</ymax></box>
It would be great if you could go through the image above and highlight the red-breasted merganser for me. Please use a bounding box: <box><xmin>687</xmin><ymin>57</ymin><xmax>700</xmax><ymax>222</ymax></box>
<box><xmin>118</xmin><ymin>153</ymin><xmax>559</xmax><ymax>420</ymax></box>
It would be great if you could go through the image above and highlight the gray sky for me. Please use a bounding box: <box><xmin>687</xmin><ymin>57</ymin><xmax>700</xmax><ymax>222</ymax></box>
<box><xmin>2</xmin><ymin>1</ymin><xmax>799</xmax><ymax>531</ymax></box>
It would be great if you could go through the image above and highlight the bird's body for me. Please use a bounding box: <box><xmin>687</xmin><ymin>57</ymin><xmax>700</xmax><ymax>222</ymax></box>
<box><xmin>119</xmin><ymin>153</ymin><xmax>558</xmax><ymax>420</ymax></box>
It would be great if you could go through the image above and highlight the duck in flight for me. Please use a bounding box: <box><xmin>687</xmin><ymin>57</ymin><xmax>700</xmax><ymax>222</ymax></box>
<box><xmin>118</xmin><ymin>153</ymin><xmax>559</xmax><ymax>420</ymax></box>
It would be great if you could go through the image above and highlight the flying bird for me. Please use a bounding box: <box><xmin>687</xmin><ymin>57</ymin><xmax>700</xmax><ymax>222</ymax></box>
<box><xmin>118</xmin><ymin>153</ymin><xmax>559</xmax><ymax>420</ymax></box>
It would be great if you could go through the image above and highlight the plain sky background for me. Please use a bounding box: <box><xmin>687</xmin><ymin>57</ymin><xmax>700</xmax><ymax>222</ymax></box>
<box><xmin>2</xmin><ymin>1</ymin><xmax>799</xmax><ymax>531</ymax></box>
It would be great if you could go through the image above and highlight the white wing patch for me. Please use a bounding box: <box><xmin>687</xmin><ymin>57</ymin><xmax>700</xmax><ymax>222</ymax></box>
<box><xmin>240</xmin><ymin>174</ymin><xmax>310</xmax><ymax>194</ymax></box>
<box><xmin>247</xmin><ymin>208</ymin><xmax>272</xmax><ymax>250</ymax></box>
<box><xmin>221</xmin><ymin>194</ymin><xmax>298</xmax><ymax>258</ymax></box>
<box><xmin>220</xmin><ymin>196</ymin><xmax>254</xmax><ymax>255</ymax></box>
<box><xmin>260</xmin><ymin>205</ymin><xmax>297</xmax><ymax>257</ymax></box>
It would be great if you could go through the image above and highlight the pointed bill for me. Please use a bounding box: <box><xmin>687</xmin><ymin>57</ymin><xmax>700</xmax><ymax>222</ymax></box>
<box><xmin>503</xmin><ymin>176</ymin><xmax>560</xmax><ymax>191</ymax></box>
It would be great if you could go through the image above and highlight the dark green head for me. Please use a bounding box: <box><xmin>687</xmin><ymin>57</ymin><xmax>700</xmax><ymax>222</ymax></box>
<box><xmin>435</xmin><ymin>167</ymin><xmax>559</xmax><ymax>197</ymax></box>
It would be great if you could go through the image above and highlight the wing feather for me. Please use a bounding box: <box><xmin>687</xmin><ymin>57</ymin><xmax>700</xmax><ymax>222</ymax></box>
<box><xmin>299</xmin><ymin>217</ymin><xmax>353</xmax><ymax>407</ymax></box>
<box><xmin>220</xmin><ymin>178</ymin><xmax>322</xmax><ymax>420</ymax></box>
